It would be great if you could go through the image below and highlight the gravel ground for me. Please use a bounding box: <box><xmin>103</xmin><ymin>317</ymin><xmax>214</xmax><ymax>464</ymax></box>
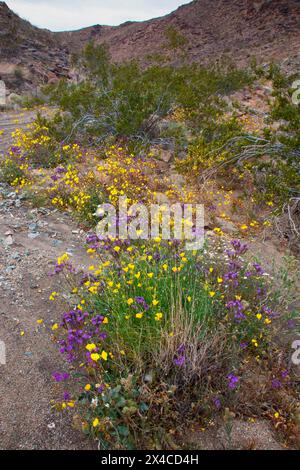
<box><xmin>0</xmin><ymin>185</ymin><xmax>96</xmax><ymax>449</ymax></box>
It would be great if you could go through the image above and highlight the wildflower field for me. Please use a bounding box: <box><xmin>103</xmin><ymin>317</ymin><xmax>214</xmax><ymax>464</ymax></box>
<box><xmin>0</xmin><ymin>43</ymin><xmax>300</xmax><ymax>450</ymax></box>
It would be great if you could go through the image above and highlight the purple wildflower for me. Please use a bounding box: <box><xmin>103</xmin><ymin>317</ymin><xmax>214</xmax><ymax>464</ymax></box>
<box><xmin>135</xmin><ymin>296</ymin><xmax>150</xmax><ymax>311</ymax></box>
<box><xmin>271</xmin><ymin>379</ymin><xmax>282</xmax><ymax>389</ymax></box>
<box><xmin>63</xmin><ymin>391</ymin><xmax>71</xmax><ymax>401</ymax></box>
<box><xmin>52</xmin><ymin>372</ymin><xmax>70</xmax><ymax>382</ymax></box>
<box><xmin>213</xmin><ymin>397</ymin><xmax>221</xmax><ymax>409</ymax></box>
<box><xmin>227</xmin><ymin>373</ymin><xmax>239</xmax><ymax>389</ymax></box>
<box><xmin>173</xmin><ymin>355</ymin><xmax>185</xmax><ymax>367</ymax></box>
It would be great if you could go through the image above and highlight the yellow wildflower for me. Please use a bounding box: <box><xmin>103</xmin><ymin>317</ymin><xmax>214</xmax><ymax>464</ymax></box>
<box><xmin>91</xmin><ymin>353</ymin><xmax>100</xmax><ymax>362</ymax></box>
<box><xmin>136</xmin><ymin>313</ymin><xmax>143</xmax><ymax>319</ymax></box>
<box><xmin>101</xmin><ymin>350</ymin><xmax>108</xmax><ymax>361</ymax></box>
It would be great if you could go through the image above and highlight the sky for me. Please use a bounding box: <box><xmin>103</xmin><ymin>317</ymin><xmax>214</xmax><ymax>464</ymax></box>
<box><xmin>6</xmin><ymin>0</ymin><xmax>191</xmax><ymax>32</ymax></box>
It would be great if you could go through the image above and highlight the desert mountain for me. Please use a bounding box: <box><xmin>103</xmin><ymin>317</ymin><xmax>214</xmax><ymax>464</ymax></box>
<box><xmin>0</xmin><ymin>1</ymin><xmax>69</xmax><ymax>90</ymax></box>
<box><xmin>0</xmin><ymin>0</ymin><xmax>300</xmax><ymax>92</ymax></box>
<box><xmin>59</xmin><ymin>0</ymin><xmax>300</xmax><ymax>65</ymax></box>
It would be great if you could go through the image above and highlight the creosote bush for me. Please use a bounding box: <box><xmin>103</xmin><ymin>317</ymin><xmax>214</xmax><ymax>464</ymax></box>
<box><xmin>42</xmin><ymin>42</ymin><xmax>252</xmax><ymax>147</ymax></box>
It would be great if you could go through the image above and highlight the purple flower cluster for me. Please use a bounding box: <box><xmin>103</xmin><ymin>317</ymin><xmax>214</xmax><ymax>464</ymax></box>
<box><xmin>62</xmin><ymin>309</ymin><xmax>89</xmax><ymax>326</ymax></box>
<box><xmin>231</xmin><ymin>240</ymin><xmax>248</xmax><ymax>255</ymax></box>
<box><xmin>52</xmin><ymin>372</ymin><xmax>70</xmax><ymax>382</ymax></box>
<box><xmin>226</xmin><ymin>299</ymin><xmax>246</xmax><ymax>321</ymax></box>
<box><xmin>91</xmin><ymin>315</ymin><xmax>105</xmax><ymax>326</ymax></box>
<box><xmin>51</xmin><ymin>261</ymin><xmax>76</xmax><ymax>276</ymax></box>
<box><xmin>135</xmin><ymin>296</ymin><xmax>150</xmax><ymax>311</ymax></box>
<box><xmin>51</xmin><ymin>166</ymin><xmax>66</xmax><ymax>182</ymax></box>
<box><xmin>223</xmin><ymin>240</ymin><xmax>249</xmax><ymax>286</ymax></box>
<box><xmin>227</xmin><ymin>373</ymin><xmax>239</xmax><ymax>390</ymax></box>
<box><xmin>58</xmin><ymin>329</ymin><xmax>92</xmax><ymax>362</ymax></box>
<box><xmin>271</xmin><ymin>379</ymin><xmax>282</xmax><ymax>389</ymax></box>
<box><xmin>213</xmin><ymin>397</ymin><xmax>221</xmax><ymax>409</ymax></box>
<box><xmin>173</xmin><ymin>344</ymin><xmax>186</xmax><ymax>367</ymax></box>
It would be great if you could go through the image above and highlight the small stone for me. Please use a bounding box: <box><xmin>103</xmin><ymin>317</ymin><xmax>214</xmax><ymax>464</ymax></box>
<box><xmin>24</xmin><ymin>352</ymin><xmax>33</xmax><ymax>358</ymax></box>
<box><xmin>5</xmin><ymin>235</ymin><xmax>14</xmax><ymax>246</ymax></box>
<box><xmin>28</xmin><ymin>232</ymin><xmax>40</xmax><ymax>239</ymax></box>
<box><xmin>28</xmin><ymin>223</ymin><xmax>38</xmax><ymax>232</ymax></box>
<box><xmin>50</xmin><ymin>239</ymin><xmax>62</xmax><ymax>247</ymax></box>
<box><xmin>30</xmin><ymin>284</ymin><xmax>39</xmax><ymax>289</ymax></box>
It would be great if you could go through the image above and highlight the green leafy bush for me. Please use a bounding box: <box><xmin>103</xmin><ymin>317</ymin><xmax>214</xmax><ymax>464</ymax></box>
<box><xmin>43</xmin><ymin>42</ymin><xmax>252</xmax><ymax>147</ymax></box>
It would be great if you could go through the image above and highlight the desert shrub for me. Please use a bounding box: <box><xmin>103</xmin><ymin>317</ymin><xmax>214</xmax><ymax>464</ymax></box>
<box><xmin>50</xmin><ymin>237</ymin><xmax>295</xmax><ymax>449</ymax></box>
<box><xmin>14</xmin><ymin>67</ymin><xmax>24</xmax><ymax>85</ymax></box>
<box><xmin>176</xmin><ymin>116</ymin><xmax>244</xmax><ymax>175</ymax></box>
<box><xmin>177</xmin><ymin>63</ymin><xmax>300</xmax><ymax>211</ymax></box>
<box><xmin>0</xmin><ymin>157</ymin><xmax>26</xmax><ymax>186</ymax></box>
<box><xmin>250</xmin><ymin>68</ymin><xmax>300</xmax><ymax>206</ymax></box>
<box><xmin>47</xmin><ymin>144</ymin><xmax>184</xmax><ymax>225</ymax></box>
<box><xmin>43</xmin><ymin>42</ymin><xmax>252</xmax><ymax>148</ymax></box>
<box><xmin>1</xmin><ymin>121</ymin><xmax>84</xmax><ymax>180</ymax></box>
<box><xmin>48</xmin><ymin>163</ymin><xmax>105</xmax><ymax>225</ymax></box>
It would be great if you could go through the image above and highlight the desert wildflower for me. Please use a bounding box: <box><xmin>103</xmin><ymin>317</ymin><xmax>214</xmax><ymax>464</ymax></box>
<box><xmin>49</xmin><ymin>292</ymin><xmax>59</xmax><ymax>301</ymax></box>
<box><xmin>91</xmin><ymin>353</ymin><xmax>100</xmax><ymax>362</ymax></box>
<box><xmin>136</xmin><ymin>313</ymin><xmax>143</xmax><ymax>319</ymax></box>
<box><xmin>57</xmin><ymin>253</ymin><xmax>70</xmax><ymax>265</ymax></box>
<box><xmin>101</xmin><ymin>351</ymin><xmax>108</xmax><ymax>361</ymax></box>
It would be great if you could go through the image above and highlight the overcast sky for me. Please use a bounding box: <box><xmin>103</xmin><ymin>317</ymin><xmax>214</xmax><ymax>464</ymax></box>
<box><xmin>6</xmin><ymin>0</ymin><xmax>190</xmax><ymax>31</ymax></box>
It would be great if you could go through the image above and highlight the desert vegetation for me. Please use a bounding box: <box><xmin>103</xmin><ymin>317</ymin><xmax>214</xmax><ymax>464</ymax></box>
<box><xmin>1</xmin><ymin>37</ymin><xmax>299</xmax><ymax>449</ymax></box>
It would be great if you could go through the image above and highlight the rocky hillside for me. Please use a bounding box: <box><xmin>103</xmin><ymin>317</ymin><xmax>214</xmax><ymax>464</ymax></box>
<box><xmin>59</xmin><ymin>0</ymin><xmax>300</xmax><ymax>66</ymax></box>
<box><xmin>0</xmin><ymin>2</ymin><xmax>69</xmax><ymax>92</ymax></box>
<box><xmin>0</xmin><ymin>0</ymin><xmax>300</xmax><ymax>92</ymax></box>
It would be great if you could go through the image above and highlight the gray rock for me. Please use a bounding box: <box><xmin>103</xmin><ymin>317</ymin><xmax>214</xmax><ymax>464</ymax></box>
<box><xmin>28</xmin><ymin>232</ymin><xmax>40</xmax><ymax>239</ymax></box>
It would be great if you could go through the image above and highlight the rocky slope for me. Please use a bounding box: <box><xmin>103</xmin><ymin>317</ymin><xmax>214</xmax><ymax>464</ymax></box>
<box><xmin>0</xmin><ymin>0</ymin><xmax>300</xmax><ymax>93</ymax></box>
<box><xmin>59</xmin><ymin>0</ymin><xmax>300</xmax><ymax>66</ymax></box>
<box><xmin>0</xmin><ymin>2</ymin><xmax>69</xmax><ymax>92</ymax></box>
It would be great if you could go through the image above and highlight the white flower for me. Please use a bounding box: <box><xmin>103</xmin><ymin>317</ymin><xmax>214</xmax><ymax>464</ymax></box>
<box><xmin>91</xmin><ymin>398</ymin><xmax>98</xmax><ymax>408</ymax></box>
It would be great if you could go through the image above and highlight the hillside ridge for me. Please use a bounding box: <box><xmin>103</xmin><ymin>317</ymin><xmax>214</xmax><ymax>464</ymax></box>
<box><xmin>0</xmin><ymin>0</ymin><xmax>300</xmax><ymax>92</ymax></box>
